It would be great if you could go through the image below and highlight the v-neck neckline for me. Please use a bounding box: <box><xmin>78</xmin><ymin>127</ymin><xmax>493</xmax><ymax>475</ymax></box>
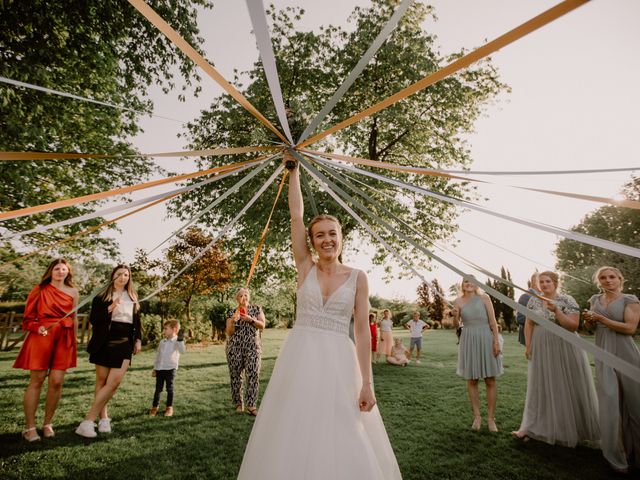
<box><xmin>315</xmin><ymin>266</ymin><xmax>354</xmax><ymax>308</ymax></box>
<box><xmin>598</xmin><ymin>294</ymin><xmax>623</xmax><ymax>310</ymax></box>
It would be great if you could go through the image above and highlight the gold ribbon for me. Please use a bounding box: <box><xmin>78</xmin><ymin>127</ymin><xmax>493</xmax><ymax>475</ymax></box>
<box><xmin>0</xmin><ymin>156</ymin><xmax>268</xmax><ymax>221</ymax></box>
<box><xmin>298</xmin><ymin>0</ymin><xmax>589</xmax><ymax>148</ymax></box>
<box><xmin>245</xmin><ymin>170</ymin><xmax>289</xmax><ymax>287</ymax></box>
<box><xmin>0</xmin><ymin>145</ymin><xmax>278</xmax><ymax>161</ymax></box>
<box><xmin>128</xmin><ymin>0</ymin><xmax>289</xmax><ymax>145</ymax></box>
<box><xmin>0</xmin><ymin>191</ymin><xmax>180</xmax><ymax>270</ymax></box>
<box><xmin>306</xmin><ymin>150</ymin><xmax>640</xmax><ymax>210</ymax></box>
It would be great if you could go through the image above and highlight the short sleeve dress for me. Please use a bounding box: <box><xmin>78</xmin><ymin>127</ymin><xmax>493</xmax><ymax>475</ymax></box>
<box><xmin>517</xmin><ymin>293</ymin><xmax>600</xmax><ymax>447</ymax></box>
<box><xmin>589</xmin><ymin>293</ymin><xmax>640</xmax><ymax>470</ymax></box>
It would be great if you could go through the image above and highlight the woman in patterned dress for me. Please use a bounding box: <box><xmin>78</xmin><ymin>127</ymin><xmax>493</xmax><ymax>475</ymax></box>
<box><xmin>512</xmin><ymin>271</ymin><xmax>599</xmax><ymax>447</ymax></box>
<box><xmin>225</xmin><ymin>287</ymin><xmax>265</xmax><ymax>416</ymax></box>
<box><xmin>584</xmin><ymin>266</ymin><xmax>640</xmax><ymax>474</ymax></box>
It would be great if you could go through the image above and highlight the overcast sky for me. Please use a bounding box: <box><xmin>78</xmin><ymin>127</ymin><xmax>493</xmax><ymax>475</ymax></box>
<box><xmin>112</xmin><ymin>0</ymin><xmax>640</xmax><ymax>300</ymax></box>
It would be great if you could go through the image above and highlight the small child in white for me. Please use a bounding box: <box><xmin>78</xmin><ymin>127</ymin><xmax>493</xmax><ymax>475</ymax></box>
<box><xmin>150</xmin><ymin>320</ymin><xmax>186</xmax><ymax>417</ymax></box>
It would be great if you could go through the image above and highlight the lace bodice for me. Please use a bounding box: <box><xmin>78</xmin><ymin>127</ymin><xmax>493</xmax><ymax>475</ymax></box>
<box><xmin>295</xmin><ymin>265</ymin><xmax>358</xmax><ymax>335</ymax></box>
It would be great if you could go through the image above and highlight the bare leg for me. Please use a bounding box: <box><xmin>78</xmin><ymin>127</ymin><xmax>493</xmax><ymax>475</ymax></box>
<box><xmin>23</xmin><ymin>371</ymin><xmax>47</xmax><ymax>429</ymax></box>
<box><xmin>93</xmin><ymin>366</ymin><xmax>110</xmax><ymax>420</ymax></box>
<box><xmin>43</xmin><ymin>370</ymin><xmax>66</xmax><ymax>426</ymax></box>
<box><xmin>84</xmin><ymin>361</ymin><xmax>129</xmax><ymax>421</ymax></box>
<box><xmin>467</xmin><ymin>379</ymin><xmax>481</xmax><ymax>429</ymax></box>
<box><xmin>416</xmin><ymin>347</ymin><xmax>422</xmax><ymax>361</ymax></box>
<box><xmin>485</xmin><ymin>377</ymin><xmax>498</xmax><ymax>431</ymax></box>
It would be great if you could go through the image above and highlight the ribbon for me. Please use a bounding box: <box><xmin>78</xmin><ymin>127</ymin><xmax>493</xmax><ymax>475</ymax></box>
<box><xmin>245</xmin><ymin>0</ymin><xmax>293</xmax><ymax>143</ymax></box>
<box><xmin>0</xmin><ymin>145</ymin><xmax>278</xmax><ymax>161</ymax></box>
<box><xmin>0</xmin><ymin>155</ymin><xmax>269</xmax><ymax>222</ymax></box>
<box><xmin>245</xmin><ymin>170</ymin><xmax>289</xmax><ymax>287</ymax></box>
<box><xmin>298</xmin><ymin>0</ymin><xmax>589</xmax><ymax>148</ymax></box>
<box><xmin>297</xmin><ymin>0</ymin><xmax>414</xmax><ymax>144</ymax></box>
<box><xmin>299</xmin><ymin>157</ymin><xmax>640</xmax><ymax>381</ymax></box>
<box><xmin>128</xmin><ymin>0</ymin><xmax>289</xmax><ymax>144</ymax></box>
<box><xmin>305</xmin><ymin>150</ymin><xmax>640</xmax><ymax>210</ymax></box>
<box><xmin>6</xmin><ymin>161</ymin><xmax>260</xmax><ymax>239</ymax></box>
<box><xmin>138</xmin><ymin>165</ymin><xmax>285</xmax><ymax>302</ymax></box>
<box><xmin>0</xmin><ymin>75</ymin><xmax>185</xmax><ymax>124</ymax></box>
<box><xmin>147</xmin><ymin>157</ymin><xmax>276</xmax><ymax>255</ymax></box>
<box><xmin>0</xmin><ymin>192</ymin><xmax>179</xmax><ymax>270</ymax></box>
<box><xmin>308</xmin><ymin>153</ymin><xmax>640</xmax><ymax>259</ymax></box>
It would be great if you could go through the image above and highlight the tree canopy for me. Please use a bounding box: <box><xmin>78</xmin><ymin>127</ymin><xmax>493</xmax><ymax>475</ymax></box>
<box><xmin>555</xmin><ymin>176</ymin><xmax>640</xmax><ymax>302</ymax></box>
<box><xmin>0</xmin><ymin>0</ymin><xmax>213</xmax><ymax>258</ymax></box>
<box><xmin>173</xmin><ymin>1</ymin><xmax>508</xmax><ymax>287</ymax></box>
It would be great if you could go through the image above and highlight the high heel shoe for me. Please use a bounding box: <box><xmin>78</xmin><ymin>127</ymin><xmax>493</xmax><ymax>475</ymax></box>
<box><xmin>471</xmin><ymin>416</ymin><xmax>481</xmax><ymax>431</ymax></box>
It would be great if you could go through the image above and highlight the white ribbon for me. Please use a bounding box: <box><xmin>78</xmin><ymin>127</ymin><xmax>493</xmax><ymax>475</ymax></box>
<box><xmin>309</xmin><ymin>153</ymin><xmax>640</xmax><ymax>259</ymax></box>
<box><xmin>0</xmin><ymin>75</ymin><xmax>185</xmax><ymax>123</ymax></box>
<box><xmin>139</xmin><ymin>164</ymin><xmax>285</xmax><ymax>302</ymax></box>
<box><xmin>297</xmin><ymin>0</ymin><xmax>414</xmax><ymax>144</ymax></box>
<box><xmin>245</xmin><ymin>0</ymin><xmax>293</xmax><ymax>143</ymax></box>
<box><xmin>299</xmin><ymin>157</ymin><xmax>640</xmax><ymax>382</ymax></box>
<box><xmin>6</xmin><ymin>161</ymin><xmax>264</xmax><ymax>239</ymax></box>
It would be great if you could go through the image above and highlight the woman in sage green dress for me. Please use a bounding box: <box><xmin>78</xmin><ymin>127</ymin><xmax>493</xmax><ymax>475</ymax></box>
<box><xmin>452</xmin><ymin>276</ymin><xmax>502</xmax><ymax>432</ymax></box>
<box><xmin>513</xmin><ymin>271</ymin><xmax>599</xmax><ymax>447</ymax></box>
<box><xmin>585</xmin><ymin>266</ymin><xmax>640</xmax><ymax>474</ymax></box>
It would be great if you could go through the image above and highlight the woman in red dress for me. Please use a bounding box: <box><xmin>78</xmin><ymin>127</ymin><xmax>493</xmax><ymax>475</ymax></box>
<box><xmin>13</xmin><ymin>258</ymin><xmax>79</xmax><ymax>442</ymax></box>
<box><xmin>369</xmin><ymin>313</ymin><xmax>378</xmax><ymax>362</ymax></box>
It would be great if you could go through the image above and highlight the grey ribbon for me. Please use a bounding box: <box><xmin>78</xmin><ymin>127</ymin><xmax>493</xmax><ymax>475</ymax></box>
<box><xmin>0</xmin><ymin>75</ymin><xmax>185</xmax><ymax>123</ymax></box>
<box><xmin>297</xmin><ymin>0</ymin><xmax>414</xmax><ymax>144</ymax></box>
<box><xmin>245</xmin><ymin>0</ymin><xmax>293</xmax><ymax>143</ymax></box>
<box><xmin>299</xmin><ymin>156</ymin><xmax>640</xmax><ymax>381</ymax></box>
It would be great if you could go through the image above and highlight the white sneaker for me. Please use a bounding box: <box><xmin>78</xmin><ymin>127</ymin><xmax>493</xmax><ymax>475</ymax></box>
<box><xmin>98</xmin><ymin>418</ymin><xmax>111</xmax><ymax>433</ymax></box>
<box><xmin>416</xmin><ymin>359</ymin><xmax>422</xmax><ymax>364</ymax></box>
<box><xmin>75</xmin><ymin>420</ymin><xmax>97</xmax><ymax>438</ymax></box>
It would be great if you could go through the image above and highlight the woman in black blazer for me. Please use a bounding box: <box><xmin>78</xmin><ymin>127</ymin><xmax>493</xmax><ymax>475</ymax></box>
<box><xmin>76</xmin><ymin>265</ymin><xmax>142</xmax><ymax>438</ymax></box>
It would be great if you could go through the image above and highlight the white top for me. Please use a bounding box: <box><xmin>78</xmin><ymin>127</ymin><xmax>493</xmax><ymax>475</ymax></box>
<box><xmin>380</xmin><ymin>319</ymin><xmax>393</xmax><ymax>332</ymax></box>
<box><xmin>407</xmin><ymin>319</ymin><xmax>427</xmax><ymax>338</ymax></box>
<box><xmin>154</xmin><ymin>336</ymin><xmax>186</xmax><ymax>370</ymax></box>
<box><xmin>111</xmin><ymin>290</ymin><xmax>134</xmax><ymax>324</ymax></box>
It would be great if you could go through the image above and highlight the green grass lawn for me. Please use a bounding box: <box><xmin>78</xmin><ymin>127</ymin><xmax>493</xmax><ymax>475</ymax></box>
<box><xmin>0</xmin><ymin>329</ymin><xmax>625</xmax><ymax>479</ymax></box>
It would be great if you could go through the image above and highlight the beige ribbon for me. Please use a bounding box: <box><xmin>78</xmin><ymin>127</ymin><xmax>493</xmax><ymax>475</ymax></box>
<box><xmin>298</xmin><ymin>0</ymin><xmax>589</xmax><ymax>148</ymax></box>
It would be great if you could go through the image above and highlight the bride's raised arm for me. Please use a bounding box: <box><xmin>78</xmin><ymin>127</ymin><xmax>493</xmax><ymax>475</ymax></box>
<box><xmin>285</xmin><ymin>151</ymin><xmax>313</xmax><ymax>279</ymax></box>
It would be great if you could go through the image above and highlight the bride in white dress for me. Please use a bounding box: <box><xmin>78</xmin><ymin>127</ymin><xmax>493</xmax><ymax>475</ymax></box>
<box><xmin>237</xmin><ymin>155</ymin><xmax>402</xmax><ymax>479</ymax></box>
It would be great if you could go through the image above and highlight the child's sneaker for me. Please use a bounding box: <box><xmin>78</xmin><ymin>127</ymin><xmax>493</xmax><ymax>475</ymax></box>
<box><xmin>98</xmin><ymin>418</ymin><xmax>111</xmax><ymax>433</ymax></box>
<box><xmin>149</xmin><ymin>407</ymin><xmax>158</xmax><ymax>417</ymax></box>
<box><xmin>164</xmin><ymin>407</ymin><xmax>174</xmax><ymax>417</ymax></box>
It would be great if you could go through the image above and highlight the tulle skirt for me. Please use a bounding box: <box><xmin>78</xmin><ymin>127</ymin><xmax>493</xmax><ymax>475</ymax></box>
<box><xmin>518</xmin><ymin>326</ymin><xmax>600</xmax><ymax>447</ymax></box>
<box><xmin>238</xmin><ymin>325</ymin><xmax>401</xmax><ymax>480</ymax></box>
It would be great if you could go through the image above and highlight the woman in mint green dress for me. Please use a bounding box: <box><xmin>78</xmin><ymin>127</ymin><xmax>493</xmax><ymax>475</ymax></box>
<box><xmin>452</xmin><ymin>276</ymin><xmax>502</xmax><ymax>432</ymax></box>
<box><xmin>585</xmin><ymin>266</ymin><xmax>640</xmax><ymax>474</ymax></box>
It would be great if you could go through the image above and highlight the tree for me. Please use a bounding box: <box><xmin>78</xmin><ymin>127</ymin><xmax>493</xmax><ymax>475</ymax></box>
<box><xmin>416</xmin><ymin>280</ymin><xmax>432</xmax><ymax>310</ymax></box>
<box><xmin>173</xmin><ymin>1</ymin><xmax>508</xmax><ymax>285</ymax></box>
<box><xmin>0</xmin><ymin>0</ymin><xmax>213</xmax><ymax>258</ymax></box>
<box><xmin>163</xmin><ymin>227</ymin><xmax>233</xmax><ymax>326</ymax></box>
<box><xmin>427</xmin><ymin>279</ymin><xmax>445</xmax><ymax>322</ymax></box>
<box><xmin>555</xmin><ymin>176</ymin><xmax>640</xmax><ymax>300</ymax></box>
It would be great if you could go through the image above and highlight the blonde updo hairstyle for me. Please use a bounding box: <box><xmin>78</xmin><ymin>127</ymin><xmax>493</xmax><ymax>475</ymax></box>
<box><xmin>593</xmin><ymin>266</ymin><xmax>625</xmax><ymax>291</ymax></box>
<box><xmin>459</xmin><ymin>275</ymin><xmax>482</xmax><ymax>296</ymax></box>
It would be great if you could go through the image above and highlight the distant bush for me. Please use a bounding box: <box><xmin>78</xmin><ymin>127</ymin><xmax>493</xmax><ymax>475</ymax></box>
<box><xmin>208</xmin><ymin>302</ymin><xmax>232</xmax><ymax>342</ymax></box>
<box><xmin>0</xmin><ymin>302</ymin><xmax>25</xmax><ymax>313</ymax></box>
<box><xmin>140</xmin><ymin>313</ymin><xmax>163</xmax><ymax>346</ymax></box>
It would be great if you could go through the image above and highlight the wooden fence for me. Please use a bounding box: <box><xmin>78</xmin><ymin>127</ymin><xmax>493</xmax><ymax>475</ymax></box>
<box><xmin>0</xmin><ymin>312</ymin><xmax>90</xmax><ymax>351</ymax></box>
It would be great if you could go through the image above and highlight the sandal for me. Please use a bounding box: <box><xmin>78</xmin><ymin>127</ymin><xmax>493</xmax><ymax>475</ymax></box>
<box><xmin>43</xmin><ymin>424</ymin><xmax>55</xmax><ymax>438</ymax></box>
<box><xmin>247</xmin><ymin>407</ymin><xmax>258</xmax><ymax>417</ymax></box>
<box><xmin>22</xmin><ymin>427</ymin><xmax>41</xmax><ymax>442</ymax></box>
<box><xmin>235</xmin><ymin>405</ymin><xmax>244</xmax><ymax>413</ymax></box>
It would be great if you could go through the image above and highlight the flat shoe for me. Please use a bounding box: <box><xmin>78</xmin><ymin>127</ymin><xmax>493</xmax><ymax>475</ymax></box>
<box><xmin>247</xmin><ymin>408</ymin><xmax>258</xmax><ymax>417</ymax></box>
<box><xmin>42</xmin><ymin>424</ymin><xmax>55</xmax><ymax>438</ymax></box>
<box><xmin>22</xmin><ymin>427</ymin><xmax>41</xmax><ymax>442</ymax></box>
